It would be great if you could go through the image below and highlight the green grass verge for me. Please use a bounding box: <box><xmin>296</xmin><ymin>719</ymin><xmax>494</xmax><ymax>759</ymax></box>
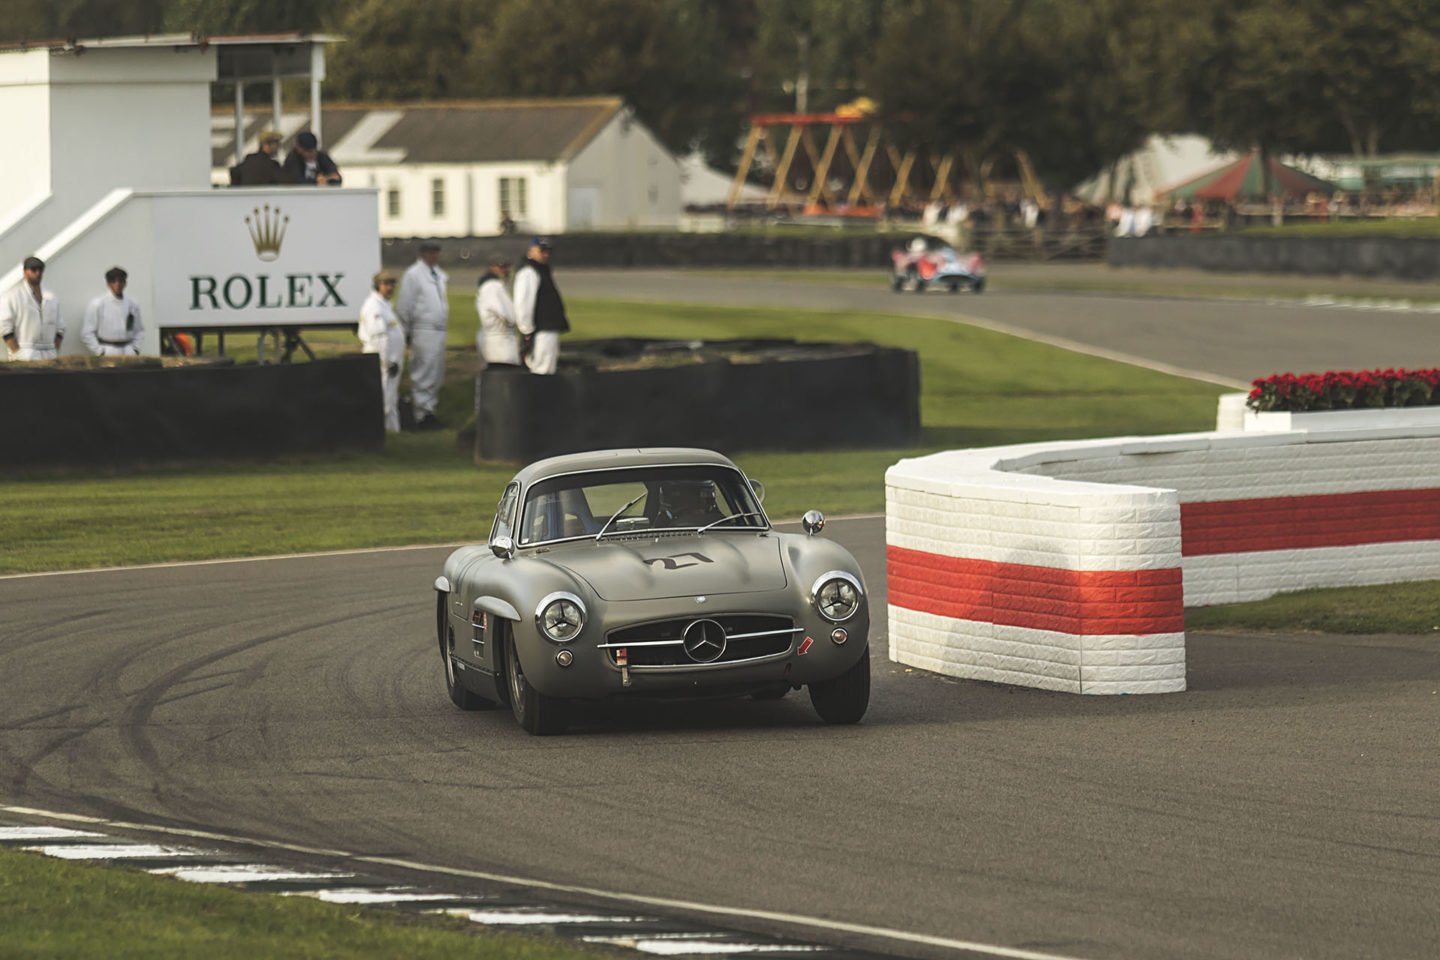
<box><xmin>1238</xmin><ymin>218</ymin><xmax>1440</xmax><ymax>238</ymax></box>
<box><xmin>1187</xmin><ymin>580</ymin><xmax>1440</xmax><ymax>635</ymax></box>
<box><xmin>0</xmin><ymin>296</ymin><xmax>1221</xmax><ymax>575</ymax></box>
<box><xmin>0</xmin><ymin>845</ymin><xmax>603</xmax><ymax>960</ymax></box>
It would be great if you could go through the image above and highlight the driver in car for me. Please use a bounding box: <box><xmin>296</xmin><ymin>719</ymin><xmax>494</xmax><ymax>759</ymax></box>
<box><xmin>657</xmin><ymin>480</ymin><xmax>725</xmax><ymax>528</ymax></box>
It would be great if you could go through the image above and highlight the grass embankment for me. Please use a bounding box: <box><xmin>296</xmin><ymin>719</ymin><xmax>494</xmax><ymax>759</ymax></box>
<box><xmin>1238</xmin><ymin>218</ymin><xmax>1440</xmax><ymax>238</ymax></box>
<box><xmin>1186</xmin><ymin>581</ymin><xmax>1440</xmax><ymax>635</ymax></box>
<box><xmin>0</xmin><ymin>297</ymin><xmax>1222</xmax><ymax>574</ymax></box>
<box><xmin>0</xmin><ymin>845</ymin><xmax>600</xmax><ymax>960</ymax></box>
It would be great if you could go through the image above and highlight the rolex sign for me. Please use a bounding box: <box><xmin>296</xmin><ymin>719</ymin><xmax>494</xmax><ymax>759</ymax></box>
<box><xmin>150</xmin><ymin>189</ymin><xmax>380</xmax><ymax>329</ymax></box>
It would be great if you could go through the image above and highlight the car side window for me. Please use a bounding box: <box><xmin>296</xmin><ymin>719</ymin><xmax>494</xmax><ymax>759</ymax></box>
<box><xmin>491</xmin><ymin>483</ymin><xmax>519</xmax><ymax>543</ymax></box>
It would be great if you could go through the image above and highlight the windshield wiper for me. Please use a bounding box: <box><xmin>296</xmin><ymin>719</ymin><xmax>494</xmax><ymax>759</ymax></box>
<box><xmin>594</xmin><ymin>493</ymin><xmax>647</xmax><ymax>541</ymax></box>
<box><xmin>697</xmin><ymin>511</ymin><xmax>765</xmax><ymax>534</ymax></box>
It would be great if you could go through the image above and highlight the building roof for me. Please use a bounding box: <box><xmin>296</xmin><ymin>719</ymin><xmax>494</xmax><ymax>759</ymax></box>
<box><xmin>0</xmin><ymin>32</ymin><xmax>340</xmax><ymax>53</ymax></box>
<box><xmin>213</xmin><ymin>98</ymin><xmax>627</xmax><ymax>169</ymax></box>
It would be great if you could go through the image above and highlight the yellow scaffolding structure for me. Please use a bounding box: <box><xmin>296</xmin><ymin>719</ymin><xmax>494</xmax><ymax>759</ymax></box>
<box><xmin>728</xmin><ymin>113</ymin><xmax>957</xmax><ymax>214</ymax></box>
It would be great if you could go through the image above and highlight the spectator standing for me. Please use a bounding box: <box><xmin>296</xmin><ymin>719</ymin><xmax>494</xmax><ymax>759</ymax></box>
<box><xmin>396</xmin><ymin>241</ymin><xmax>449</xmax><ymax>429</ymax></box>
<box><xmin>358</xmin><ymin>270</ymin><xmax>405</xmax><ymax>432</ymax></box>
<box><xmin>513</xmin><ymin>237</ymin><xmax>569</xmax><ymax>375</ymax></box>
<box><xmin>1</xmin><ymin>256</ymin><xmax>63</xmax><ymax>361</ymax></box>
<box><xmin>475</xmin><ymin>254</ymin><xmax>520</xmax><ymax>366</ymax></box>
<box><xmin>282</xmin><ymin>131</ymin><xmax>342</xmax><ymax>186</ymax></box>
<box><xmin>81</xmin><ymin>266</ymin><xmax>144</xmax><ymax>356</ymax></box>
<box><xmin>230</xmin><ymin>130</ymin><xmax>293</xmax><ymax>186</ymax></box>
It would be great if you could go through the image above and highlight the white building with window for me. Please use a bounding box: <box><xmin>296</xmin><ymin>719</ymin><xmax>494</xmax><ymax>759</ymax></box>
<box><xmin>212</xmin><ymin>97</ymin><xmax>682</xmax><ymax>237</ymax></box>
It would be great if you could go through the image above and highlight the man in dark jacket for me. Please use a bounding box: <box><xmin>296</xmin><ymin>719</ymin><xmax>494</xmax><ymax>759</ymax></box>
<box><xmin>230</xmin><ymin>130</ymin><xmax>293</xmax><ymax>186</ymax></box>
<box><xmin>513</xmin><ymin>237</ymin><xmax>569</xmax><ymax>374</ymax></box>
<box><xmin>282</xmin><ymin>131</ymin><xmax>343</xmax><ymax>186</ymax></box>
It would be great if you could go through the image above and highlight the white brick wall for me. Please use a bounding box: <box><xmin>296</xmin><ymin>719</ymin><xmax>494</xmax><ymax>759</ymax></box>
<box><xmin>887</xmin><ymin>423</ymin><xmax>1440</xmax><ymax>695</ymax></box>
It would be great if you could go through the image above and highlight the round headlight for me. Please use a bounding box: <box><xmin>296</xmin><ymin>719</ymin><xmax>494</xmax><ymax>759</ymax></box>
<box><xmin>536</xmin><ymin>593</ymin><xmax>585</xmax><ymax>642</ymax></box>
<box><xmin>812</xmin><ymin>572</ymin><xmax>862</xmax><ymax>623</ymax></box>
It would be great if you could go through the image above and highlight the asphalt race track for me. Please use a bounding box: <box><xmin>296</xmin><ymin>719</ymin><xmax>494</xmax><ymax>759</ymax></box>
<box><xmin>561</xmin><ymin>268</ymin><xmax>1440</xmax><ymax>388</ymax></box>
<box><xmin>2</xmin><ymin>278</ymin><xmax>1438</xmax><ymax>959</ymax></box>
<box><xmin>2</xmin><ymin>516</ymin><xmax>1437</xmax><ymax>960</ymax></box>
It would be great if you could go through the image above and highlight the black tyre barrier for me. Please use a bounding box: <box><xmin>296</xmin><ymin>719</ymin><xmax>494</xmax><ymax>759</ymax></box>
<box><xmin>473</xmin><ymin>339</ymin><xmax>920</xmax><ymax>462</ymax></box>
<box><xmin>383</xmin><ymin>229</ymin><xmax>1105</xmax><ymax>271</ymax></box>
<box><xmin>1110</xmin><ymin>234</ymin><xmax>1440</xmax><ymax>280</ymax></box>
<box><xmin>0</xmin><ymin>354</ymin><xmax>383</xmax><ymax>470</ymax></box>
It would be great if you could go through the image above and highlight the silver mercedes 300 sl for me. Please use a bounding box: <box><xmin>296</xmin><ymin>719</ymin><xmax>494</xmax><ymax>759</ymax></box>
<box><xmin>434</xmin><ymin>447</ymin><xmax>870</xmax><ymax>734</ymax></box>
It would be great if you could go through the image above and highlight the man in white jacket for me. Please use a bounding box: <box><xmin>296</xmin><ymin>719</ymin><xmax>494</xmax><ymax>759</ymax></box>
<box><xmin>396</xmin><ymin>241</ymin><xmax>448</xmax><ymax>429</ymax></box>
<box><xmin>358</xmin><ymin>271</ymin><xmax>406</xmax><ymax>433</ymax></box>
<box><xmin>81</xmin><ymin>266</ymin><xmax>144</xmax><ymax>356</ymax></box>
<box><xmin>475</xmin><ymin>254</ymin><xmax>520</xmax><ymax>366</ymax></box>
<box><xmin>1</xmin><ymin>256</ymin><xmax>64</xmax><ymax>361</ymax></box>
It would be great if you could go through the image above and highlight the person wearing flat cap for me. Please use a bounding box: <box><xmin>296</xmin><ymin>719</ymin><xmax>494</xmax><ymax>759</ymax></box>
<box><xmin>230</xmin><ymin>129</ymin><xmax>294</xmax><ymax>186</ymax></box>
<box><xmin>283</xmin><ymin>131</ymin><xmax>342</xmax><ymax>186</ymax></box>
<box><xmin>513</xmin><ymin>236</ymin><xmax>569</xmax><ymax>374</ymax></box>
<box><xmin>2</xmin><ymin>256</ymin><xmax>63</xmax><ymax>361</ymax></box>
<box><xmin>358</xmin><ymin>270</ymin><xmax>405</xmax><ymax>432</ymax></box>
<box><xmin>396</xmin><ymin>241</ymin><xmax>449</xmax><ymax>429</ymax></box>
<box><xmin>475</xmin><ymin>254</ymin><xmax>521</xmax><ymax>366</ymax></box>
<box><xmin>82</xmin><ymin>266</ymin><xmax>144</xmax><ymax>356</ymax></box>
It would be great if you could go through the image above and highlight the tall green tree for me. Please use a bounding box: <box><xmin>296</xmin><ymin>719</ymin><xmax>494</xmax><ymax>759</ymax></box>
<box><xmin>749</xmin><ymin>0</ymin><xmax>891</xmax><ymax>114</ymax></box>
<box><xmin>1</xmin><ymin>0</ymin><xmax>168</xmax><ymax>41</ymax></box>
<box><xmin>1033</xmin><ymin>0</ymin><xmax>1174</xmax><ymax>189</ymax></box>
<box><xmin>162</xmin><ymin>0</ymin><xmax>332</xmax><ymax>34</ymax></box>
<box><xmin>325</xmin><ymin>0</ymin><xmax>496</xmax><ymax>101</ymax></box>
<box><xmin>470</xmin><ymin>0</ymin><xmax>742</xmax><ymax>163</ymax></box>
<box><xmin>869</xmin><ymin>0</ymin><xmax>1054</xmax><ymax>193</ymax></box>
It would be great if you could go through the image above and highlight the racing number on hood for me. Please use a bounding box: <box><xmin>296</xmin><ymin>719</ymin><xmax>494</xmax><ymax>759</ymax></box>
<box><xmin>643</xmin><ymin>552</ymin><xmax>714</xmax><ymax>571</ymax></box>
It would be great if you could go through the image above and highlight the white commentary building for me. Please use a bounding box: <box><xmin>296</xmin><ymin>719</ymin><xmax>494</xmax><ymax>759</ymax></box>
<box><xmin>211</xmin><ymin>97</ymin><xmax>684</xmax><ymax>237</ymax></box>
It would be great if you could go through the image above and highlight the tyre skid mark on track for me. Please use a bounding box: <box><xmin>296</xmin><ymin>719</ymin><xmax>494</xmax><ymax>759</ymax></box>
<box><xmin>0</xmin><ymin>805</ymin><xmax>1096</xmax><ymax>960</ymax></box>
<box><xmin>4</xmin><ymin>720</ymin><xmax>108</xmax><ymax>796</ymax></box>
<box><xmin>117</xmin><ymin>609</ymin><xmax>399</xmax><ymax>783</ymax></box>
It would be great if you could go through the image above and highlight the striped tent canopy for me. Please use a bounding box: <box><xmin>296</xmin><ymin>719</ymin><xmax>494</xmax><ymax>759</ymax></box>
<box><xmin>1158</xmin><ymin>150</ymin><xmax>1334</xmax><ymax>200</ymax></box>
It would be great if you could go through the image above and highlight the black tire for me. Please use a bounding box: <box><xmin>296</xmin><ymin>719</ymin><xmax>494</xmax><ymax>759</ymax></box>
<box><xmin>808</xmin><ymin>646</ymin><xmax>870</xmax><ymax>724</ymax></box>
<box><xmin>750</xmin><ymin>683</ymin><xmax>791</xmax><ymax>701</ymax></box>
<box><xmin>910</xmin><ymin>271</ymin><xmax>926</xmax><ymax>293</ymax></box>
<box><xmin>891</xmin><ymin>274</ymin><xmax>903</xmax><ymax>293</ymax></box>
<box><xmin>439</xmin><ymin>594</ymin><xmax>498</xmax><ymax>711</ymax></box>
<box><xmin>505</xmin><ymin>629</ymin><xmax>568</xmax><ymax>735</ymax></box>
<box><xmin>972</xmin><ymin>277</ymin><xmax>985</xmax><ymax>294</ymax></box>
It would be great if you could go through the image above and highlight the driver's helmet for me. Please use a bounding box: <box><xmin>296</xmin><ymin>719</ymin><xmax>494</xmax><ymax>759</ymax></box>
<box><xmin>909</xmin><ymin>237</ymin><xmax>927</xmax><ymax>254</ymax></box>
<box><xmin>658</xmin><ymin>479</ymin><xmax>721</xmax><ymax>526</ymax></box>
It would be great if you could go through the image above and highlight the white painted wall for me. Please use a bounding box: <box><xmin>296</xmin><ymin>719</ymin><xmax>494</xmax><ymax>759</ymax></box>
<box><xmin>353</xmin><ymin>161</ymin><xmax>566</xmax><ymax>238</ymax></box>
<box><xmin>0</xmin><ymin>45</ymin><xmax>216</xmax><ymax>273</ymax></box>
<box><xmin>0</xmin><ymin>51</ymin><xmax>53</xmax><ymax>231</ymax></box>
<box><xmin>566</xmin><ymin>109</ymin><xmax>681</xmax><ymax>229</ymax></box>
<box><xmin>1</xmin><ymin>188</ymin><xmax>379</xmax><ymax>357</ymax></box>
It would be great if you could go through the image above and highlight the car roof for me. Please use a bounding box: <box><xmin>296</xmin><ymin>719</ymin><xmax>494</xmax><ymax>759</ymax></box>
<box><xmin>511</xmin><ymin>447</ymin><xmax>740</xmax><ymax>486</ymax></box>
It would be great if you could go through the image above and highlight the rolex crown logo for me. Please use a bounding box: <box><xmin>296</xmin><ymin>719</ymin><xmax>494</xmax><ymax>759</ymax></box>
<box><xmin>245</xmin><ymin>204</ymin><xmax>289</xmax><ymax>262</ymax></box>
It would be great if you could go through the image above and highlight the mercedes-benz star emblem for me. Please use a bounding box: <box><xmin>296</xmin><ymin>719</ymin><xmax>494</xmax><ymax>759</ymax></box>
<box><xmin>682</xmin><ymin>618</ymin><xmax>727</xmax><ymax>663</ymax></box>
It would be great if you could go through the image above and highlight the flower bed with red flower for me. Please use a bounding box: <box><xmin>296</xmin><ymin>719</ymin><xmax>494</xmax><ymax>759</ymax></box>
<box><xmin>1247</xmin><ymin>368</ymin><xmax>1440</xmax><ymax>412</ymax></box>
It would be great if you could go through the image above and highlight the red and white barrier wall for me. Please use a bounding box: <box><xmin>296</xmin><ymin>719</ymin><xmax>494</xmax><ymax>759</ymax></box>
<box><xmin>886</xmin><ymin>423</ymin><xmax>1440</xmax><ymax>694</ymax></box>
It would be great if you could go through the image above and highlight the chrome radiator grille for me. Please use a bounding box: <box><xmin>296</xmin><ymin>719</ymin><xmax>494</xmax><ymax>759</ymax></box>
<box><xmin>600</xmin><ymin>614</ymin><xmax>799</xmax><ymax>667</ymax></box>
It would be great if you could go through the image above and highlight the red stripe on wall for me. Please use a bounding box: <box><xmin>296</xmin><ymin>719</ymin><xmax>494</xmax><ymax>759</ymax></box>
<box><xmin>1180</xmin><ymin>488</ymin><xmax>1440</xmax><ymax>556</ymax></box>
<box><xmin>886</xmin><ymin>546</ymin><xmax>1184</xmax><ymax>635</ymax></box>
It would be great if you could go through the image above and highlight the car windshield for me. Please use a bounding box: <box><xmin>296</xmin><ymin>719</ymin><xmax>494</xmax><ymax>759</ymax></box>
<box><xmin>518</xmin><ymin>465</ymin><xmax>766</xmax><ymax>545</ymax></box>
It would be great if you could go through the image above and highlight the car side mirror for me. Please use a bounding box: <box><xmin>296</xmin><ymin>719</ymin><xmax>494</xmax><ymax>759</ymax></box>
<box><xmin>490</xmin><ymin>536</ymin><xmax>515</xmax><ymax>560</ymax></box>
<box><xmin>750</xmin><ymin>479</ymin><xmax>766</xmax><ymax>504</ymax></box>
<box><xmin>802</xmin><ymin>510</ymin><xmax>825</xmax><ymax>536</ymax></box>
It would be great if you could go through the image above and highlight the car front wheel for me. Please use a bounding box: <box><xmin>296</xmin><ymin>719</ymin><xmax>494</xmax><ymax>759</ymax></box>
<box><xmin>505</xmin><ymin>629</ymin><xmax>569</xmax><ymax>735</ymax></box>
<box><xmin>440</xmin><ymin>595</ymin><xmax>498</xmax><ymax>711</ymax></box>
<box><xmin>808</xmin><ymin>646</ymin><xmax>870</xmax><ymax>724</ymax></box>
